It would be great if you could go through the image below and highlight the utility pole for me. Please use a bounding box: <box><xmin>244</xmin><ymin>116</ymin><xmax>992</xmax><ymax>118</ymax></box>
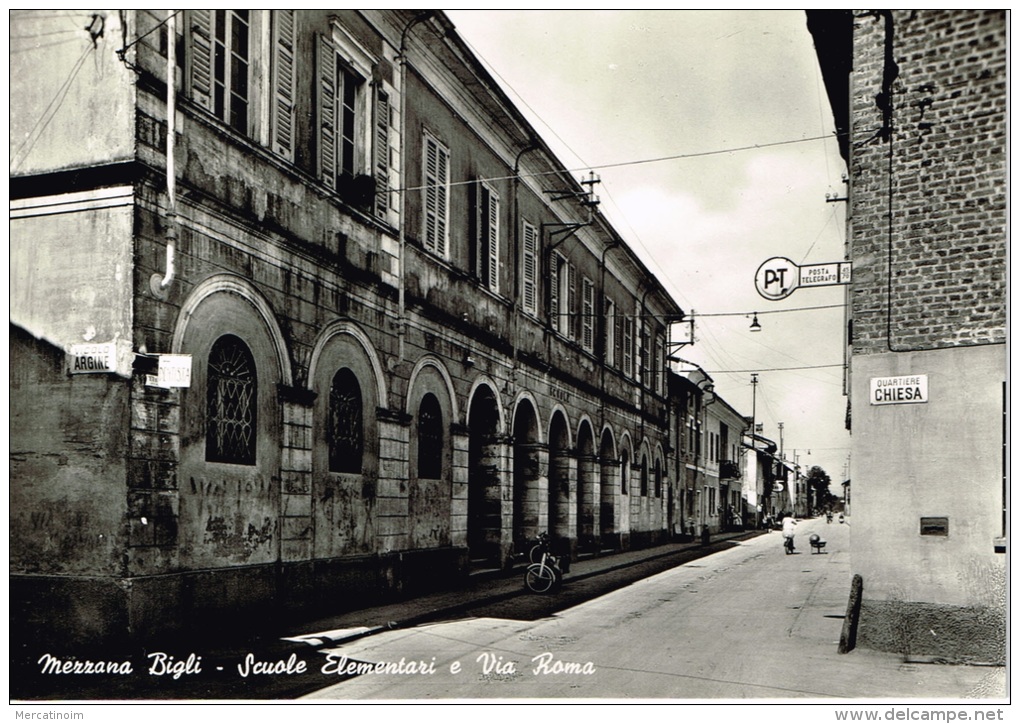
<box><xmin>778</xmin><ymin>421</ymin><xmax>784</xmax><ymax>459</ymax></box>
<box><xmin>750</xmin><ymin>373</ymin><xmax>759</xmax><ymax>437</ymax></box>
<box><xmin>750</xmin><ymin>373</ymin><xmax>761</xmax><ymax>524</ymax></box>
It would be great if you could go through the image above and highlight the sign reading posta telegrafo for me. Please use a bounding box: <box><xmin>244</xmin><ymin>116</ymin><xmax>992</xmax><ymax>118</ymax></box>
<box><xmin>869</xmin><ymin>375</ymin><xmax>929</xmax><ymax>405</ymax></box>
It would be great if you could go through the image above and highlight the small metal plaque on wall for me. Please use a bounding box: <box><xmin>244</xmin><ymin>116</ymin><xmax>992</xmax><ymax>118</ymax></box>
<box><xmin>920</xmin><ymin>517</ymin><xmax>949</xmax><ymax>536</ymax></box>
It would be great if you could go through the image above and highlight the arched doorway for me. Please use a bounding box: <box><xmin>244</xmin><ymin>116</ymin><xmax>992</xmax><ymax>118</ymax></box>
<box><xmin>576</xmin><ymin>420</ymin><xmax>596</xmax><ymax>553</ymax></box>
<box><xmin>512</xmin><ymin>400</ymin><xmax>541</xmax><ymax>551</ymax></box>
<box><xmin>548</xmin><ymin>411</ymin><xmax>572</xmax><ymax>544</ymax></box>
<box><xmin>468</xmin><ymin>385</ymin><xmax>501</xmax><ymax>566</ymax></box>
<box><xmin>599</xmin><ymin>429</ymin><xmax>618</xmax><ymax>550</ymax></box>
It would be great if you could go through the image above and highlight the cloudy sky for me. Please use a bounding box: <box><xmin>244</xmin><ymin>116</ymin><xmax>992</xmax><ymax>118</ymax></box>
<box><xmin>446</xmin><ymin>9</ymin><xmax>852</xmax><ymax>483</ymax></box>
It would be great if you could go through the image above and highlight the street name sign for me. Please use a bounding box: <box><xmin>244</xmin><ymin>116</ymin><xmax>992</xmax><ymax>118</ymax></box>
<box><xmin>68</xmin><ymin>342</ymin><xmax>117</xmax><ymax>374</ymax></box>
<box><xmin>755</xmin><ymin>257</ymin><xmax>852</xmax><ymax>300</ymax></box>
<box><xmin>870</xmin><ymin>375</ymin><xmax>928</xmax><ymax>405</ymax></box>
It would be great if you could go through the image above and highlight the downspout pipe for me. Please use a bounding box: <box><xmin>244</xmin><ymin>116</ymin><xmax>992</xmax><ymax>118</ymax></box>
<box><xmin>511</xmin><ymin>142</ymin><xmax>538</xmax><ymax>382</ymax></box>
<box><xmin>637</xmin><ymin>283</ymin><xmax>653</xmax><ymax>437</ymax></box>
<box><xmin>151</xmin><ymin>9</ymin><xmax>177</xmax><ymax>297</ymax></box>
<box><xmin>396</xmin><ymin>11</ymin><xmax>435</xmax><ymax>360</ymax></box>
<box><xmin>597</xmin><ymin>239</ymin><xmax>621</xmax><ymax>436</ymax></box>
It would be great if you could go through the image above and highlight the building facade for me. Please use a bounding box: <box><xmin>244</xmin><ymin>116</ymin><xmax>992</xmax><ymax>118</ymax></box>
<box><xmin>808</xmin><ymin>10</ymin><xmax>1006</xmax><ymax>663</ymax></box>
<box><xmin>667</xmin><ymin>367</ymin><xmax>751</xmax><ymax>537</ymax></box>
<box><xmin>743</xmin><ymin>434</ymin><xmax>780</xmax><ymax>527</ymax></box>
<box><xmin>10</xmin><ymin>10</ymin><xmax>681</xmax><ymax>649</ymax></box>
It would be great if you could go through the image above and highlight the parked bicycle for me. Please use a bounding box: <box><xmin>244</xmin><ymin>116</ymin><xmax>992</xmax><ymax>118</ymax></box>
<box><xmin>524</xmin><ymin>532</ymin><xmax>562</xmax><ymax>594</ymax></box>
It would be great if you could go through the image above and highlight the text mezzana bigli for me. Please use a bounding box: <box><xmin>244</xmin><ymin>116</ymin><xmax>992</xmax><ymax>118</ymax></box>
<box><xmin>36</xmin><ymin>651</ymin><xmax>596</xmax><ymax>678</ymax></box>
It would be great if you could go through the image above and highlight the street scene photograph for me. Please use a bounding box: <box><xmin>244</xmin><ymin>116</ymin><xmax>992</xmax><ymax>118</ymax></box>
<box><xmin>9</xmin><ymin>8</ymin><xmax>1007</xmax><ymax>716</ymax></box>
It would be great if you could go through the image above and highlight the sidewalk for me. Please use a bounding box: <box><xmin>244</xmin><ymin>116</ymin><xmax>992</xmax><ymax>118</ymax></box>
<box><xmin>726</xmin><ymin>518</ymin><xmax>1008</xmax><ymax>701</ymax></box>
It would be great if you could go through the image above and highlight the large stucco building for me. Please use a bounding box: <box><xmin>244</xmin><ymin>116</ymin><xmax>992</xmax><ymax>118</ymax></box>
<box><xmin>808</xmin><ymin>10</ymin><xmax>1006</xmax><ymax>663</ymax></box>
<box><xmin>10</xmin><ymin>10</ymin><xmax>681</xmax><ymax>649</ymax></box>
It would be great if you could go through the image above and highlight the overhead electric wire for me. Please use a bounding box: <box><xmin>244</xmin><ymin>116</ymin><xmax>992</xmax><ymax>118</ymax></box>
<box><xmin>115</xmin><ymin>9</ymin><xmax>181</xmax><ymax>56</ymax></box>
<box><xmin>706</xmin><ymin>363</ymin><xmax>845</xmax><ymax>374</ymax></box>
<box><xmin>690</xmin><ymin>303</ymin><xmax>844</xmax><ymax>318</ymax></box>
<box><xmin>799</xmin><ymin>207</ymin><xmax>839</xmax><ymax>264</ymax></box>
<box><xmin>397</xmin><ymin>133</ymin><xmax>842</xmax><ymax>194</ymax></box>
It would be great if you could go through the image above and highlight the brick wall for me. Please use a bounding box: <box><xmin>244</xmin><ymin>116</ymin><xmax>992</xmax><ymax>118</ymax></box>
<box><xmin>849</xmin><ymin>10</ymin><xmax>1006</xmax><ymax>355</ymax></box>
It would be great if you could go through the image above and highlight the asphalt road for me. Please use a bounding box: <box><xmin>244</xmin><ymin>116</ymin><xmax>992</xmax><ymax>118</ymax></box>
<box><xmin>303</xmin><ymin>519</ymin><xmax>1003</xmax><ymax>700</ymax></box>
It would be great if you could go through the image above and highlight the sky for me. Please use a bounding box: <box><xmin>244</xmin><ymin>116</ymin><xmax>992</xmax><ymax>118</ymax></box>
<box><xmin>445</xmin><ymin>9</ymin><xmax>852</xmax><ymax>483</ymax></box>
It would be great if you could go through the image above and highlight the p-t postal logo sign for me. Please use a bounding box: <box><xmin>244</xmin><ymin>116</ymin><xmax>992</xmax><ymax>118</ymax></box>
<box><xmin>870</xmin><ymin>375</ymin><xmax>929</xmax><ymax>406</ymax></box>
<box><xmin>755</xmin><ymin>256</ymin><xmax>798</xmax><ymax>301</ymax></box>
<box><xmin>755</xmin><ymin>257</ymin><xmax>852</xmax><ymax>300</ymax></box>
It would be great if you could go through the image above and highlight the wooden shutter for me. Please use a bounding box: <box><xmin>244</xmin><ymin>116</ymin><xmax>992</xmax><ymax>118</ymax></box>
<box><xmin>549</xmin><ymin>254</ymin><xmax>560</xmax><ymax>331</ymax></box>
<box><xmin>374</xmin><ymin>88</ymin><xmax>391</xmax><ymax>219</ymax></box>
<box><xmin>423</xmin><ymin>134</ymin><xmax>439</xmax><ymax>253</ymax></box>
<box><xmin>435</xmin><ymin>143</ymin><xmax>448</xmax><ymax>257</ymax></box>
<box><xmin>567</xmin><ymin>263</ymin><xmax>577</xmax><ymax>340</ymax></box>
<box><xmin>189</xmin><ymin>10</ymin><xmax>214</xmax><ymax>112</ymax></box>
<box><xmin>317</xmin><ymin>34</ymin><xmax>337</xmax><ymax>189</ymax></box>
<box><xmin>582</xmin><ymin>278</ymin><xmax>594</xmax><ymax>351</ymax></box>
<box><xmin>271</xmin><ymin>10</ymin><xmax>296</xmax><ymax>160</ymax></box>
<box><xmin>522</xmin><ymin>222</ymin><xmax>537</xmax><ymax>314</ymax></box>
<box><xmin>486</xmin><ymin>188</ymin><xmax>499</xmax><ymax>292</ymax></box>
<box><xmin>423</xmin><ymin>133</ymin><xmax>450</xmax><ymax>257</ymax></box>
<box><xmin>615</xmin><ymin>311</ymin><xmax>623</xmax><ymax>369</ymax></box>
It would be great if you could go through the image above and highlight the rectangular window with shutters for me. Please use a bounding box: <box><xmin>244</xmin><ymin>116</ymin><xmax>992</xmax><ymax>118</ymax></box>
<box><xmin>522</xmin><ymin>221</ymin><xmax>538</xmax><ymax>315</ymax></box>
<box><xmin>188</xmin><ymin>12</ymin><xmax>295</xmax><ymax>160</ymax></box>
<box><xmin>581</xmin><ymin>277</ymin><xmax>594</xmax><ymax>352</ymax></box>
<box><xmin>549</xmin><ymin>253</ymin><xmax>575</xmax><ymax>339</ymax></box>
<box><xmin>422</xmin><ymin>130</ymin><xmax>450</xmax><ymax>258</ymax></box>
<box><xmin>316</xmin><ymin>25</ymin><xmax>395</xmax><ymax>220</ymax></box>
<box><xmin>549</xmin><ymin>253</ymin><xmax>561</xmax><ymax>333</ymax></box>
<box><xmin>472</xmin><ymin>181</ymin><xmax>500</xmax><ymax>293</ymax></box>
<box><xmin>337</xmin><ymin>66</ymin><xmax>359</xmax><ymax>178</ymax></box>
<box><xmin>317</xmin><ymin>39</ymin><xmax>363</xmax><ymax>193</ymax></box>
<box><xmin>188</xmin><ymin>10</ymin><xmax>251</xmax><ymax>135</ymax></box>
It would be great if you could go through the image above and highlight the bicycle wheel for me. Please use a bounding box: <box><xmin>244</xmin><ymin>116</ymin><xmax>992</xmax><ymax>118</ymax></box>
<box><xmin>525</xmin><ymin>563</ymin><xmax>556</xmax><ymax>594</ymax></box>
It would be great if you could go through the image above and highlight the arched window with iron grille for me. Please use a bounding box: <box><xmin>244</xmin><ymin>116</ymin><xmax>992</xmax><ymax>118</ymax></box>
<box><xmin>640</xmin><ymin>455</ymin><xmax>649</xmax><ymax>496</ymax></box>
<box><xmin>206</xmin><ymin>334</ymin><xmax>257</xmax><ymax>465</ymax></box>
<box><xmin>329</xmin><ymin>368</ymin><xmax>363</xmax><ymax>474</ymax></box>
